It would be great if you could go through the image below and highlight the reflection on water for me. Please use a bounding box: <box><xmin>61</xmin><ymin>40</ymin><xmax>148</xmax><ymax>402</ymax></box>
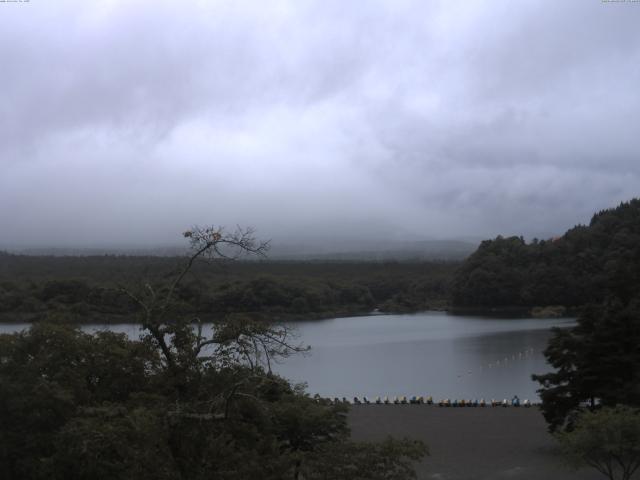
<box><xmin>0</xmin><ymin>312</ymin><xmax>573</xmax><ymax>400</ymax></box>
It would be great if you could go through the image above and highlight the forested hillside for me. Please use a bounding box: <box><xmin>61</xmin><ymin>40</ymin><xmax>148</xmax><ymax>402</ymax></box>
<box><xmin>0</xmin><ymin>255</ymin><xmax>456</xmax><ymax>323</ymax></box>
<box><xmin>451</xmin><ymin>199</ymin><xmax>640</xmax><ymax>310</ymax></box>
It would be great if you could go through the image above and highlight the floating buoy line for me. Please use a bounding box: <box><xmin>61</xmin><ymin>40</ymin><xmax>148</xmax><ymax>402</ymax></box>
<box><xmin>460</xmin><ymin>347</ymin><xmax>536</xmax><ymax>378</ymax></box>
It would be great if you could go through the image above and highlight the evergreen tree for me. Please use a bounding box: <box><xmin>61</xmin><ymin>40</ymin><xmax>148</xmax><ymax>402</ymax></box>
<box><xmin>533</xmin><ymin>296</ymin><xmax>640</xmax><ymax>431</ymax></box>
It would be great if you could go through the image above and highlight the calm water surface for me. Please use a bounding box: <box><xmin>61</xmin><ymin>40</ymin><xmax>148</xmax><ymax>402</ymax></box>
<box><xmin>0</xmin><ymin>312</ymin><xmax>573</xmax><ymax>400</ymax></box>
<box><xmin>275</xmin><ymin>312</ymin><xmax>574</xmax><ymax>400</ymax></box>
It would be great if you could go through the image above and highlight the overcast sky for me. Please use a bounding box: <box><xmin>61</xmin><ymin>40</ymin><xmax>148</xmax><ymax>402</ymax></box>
<box><xmin>1</xmin><ymin>0</ymin><xmax>639</xmax><ymax>248</ymax></box>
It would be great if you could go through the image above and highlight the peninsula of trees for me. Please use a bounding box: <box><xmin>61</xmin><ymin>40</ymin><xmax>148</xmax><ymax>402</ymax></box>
<box><xmin>451</xmin><ymin>198</ymin><xmax>640</xmax><ymax>312</ymax></box>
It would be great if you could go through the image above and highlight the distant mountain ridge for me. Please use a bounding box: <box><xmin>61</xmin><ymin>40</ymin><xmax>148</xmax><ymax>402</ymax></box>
<box><xmin>7</xmin><ymin>246</ymin><xmax>188</xmax><ymax>257</ymax></box>
<box><xmin>268</xmin><ymin>240</ymin><xmax>477</xmax><ymax>261</ymax></box>
<box><xmin>6</xmin><ymin>239</ymin><xmax>478</xmax><ymax>262</ymax></box>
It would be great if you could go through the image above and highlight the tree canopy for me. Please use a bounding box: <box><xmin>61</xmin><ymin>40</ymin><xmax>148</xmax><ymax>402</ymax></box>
<box><xmin>452</xmin><ymin>198</ymin><xmax>640</xmax><ymax>309</ymax></box>
<box><xmin>0</xmin><ymin>254</ymin><xmax>455</xmax><ymax>323</ymax></box>
<box><xmin>556</xmin><ymin>405</ymin><xmax>640</xmax><ymax>480</ymax></box>
<box><xmin>0</xmin><ymin>226</ymin><xmax>426</xmax><ymax>479</ymax></box>
<box><xmin>532</xmin><ymin>296</ymin><xmax>640</xmax><ymax>432</ymax></box>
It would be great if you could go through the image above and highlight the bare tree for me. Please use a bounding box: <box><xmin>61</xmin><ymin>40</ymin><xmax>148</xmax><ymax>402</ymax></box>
<box><xmin>119</xmin><ymin>225</ymin><xmax>307</xmax><ymax>379</ymax></box>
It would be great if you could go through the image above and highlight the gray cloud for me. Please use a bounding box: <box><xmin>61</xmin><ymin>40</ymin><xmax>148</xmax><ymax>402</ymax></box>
<box><xmin>1</xmin><ymin>0</ymin><xmax>639</xmax><ymax>248</ymax></box>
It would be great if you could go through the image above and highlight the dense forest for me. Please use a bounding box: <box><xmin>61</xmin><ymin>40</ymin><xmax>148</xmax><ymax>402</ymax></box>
<box><xmin>451</xmin><ymin>199</ymin><xmax>640</xmax><ymax>311</ymax></box>
<box><xmin>0</xmin><ymin>254</ymin><xmax>456</xmax><ymax>323</ymax></box>
<box><xmin>3</xmin><ymin>199</ymin><xmax>639</xmax><ymax>323</ymax></box>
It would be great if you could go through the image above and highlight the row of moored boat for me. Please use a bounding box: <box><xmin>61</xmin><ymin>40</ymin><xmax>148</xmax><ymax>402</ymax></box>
<box><xmin>317</xmin><ymin>395</ymin><xmax>534</xmax><ymax>407</ymax></box>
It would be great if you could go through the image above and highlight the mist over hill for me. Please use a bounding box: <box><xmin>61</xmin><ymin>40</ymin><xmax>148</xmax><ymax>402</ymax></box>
<box><xmin>7</xmin><ymin>238</ymin><xmax>479</xmax><ymax>262</ymax></box>
<box><xmin>267</xmin><ymin>239</ymin><xmax>478</xmax><ymax>261</ymax></box>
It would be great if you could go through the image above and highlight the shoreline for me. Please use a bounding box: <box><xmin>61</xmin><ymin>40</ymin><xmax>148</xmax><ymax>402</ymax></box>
<box><xmin>0</xmin><ymin>306</ymin><xmax>577</xmax><ymax>325</ymax></box>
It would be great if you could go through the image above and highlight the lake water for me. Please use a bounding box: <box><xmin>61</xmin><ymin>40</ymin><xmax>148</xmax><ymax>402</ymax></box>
<box><xmin>0</xmin><ymin>312</ymin><xmax>573</xmax><ymax>401</ymax></box>
<box><xmin>275</xmin><ymin>312</ymin><xmax>573</xmax><ymax>401</ymax></box>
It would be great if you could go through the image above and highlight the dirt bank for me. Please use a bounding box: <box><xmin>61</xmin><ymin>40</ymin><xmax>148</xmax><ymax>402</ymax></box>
<box><xmin>349</xmin><ymin>405</ymin><xmax>603</xmax><ymax>480</ymax></box>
